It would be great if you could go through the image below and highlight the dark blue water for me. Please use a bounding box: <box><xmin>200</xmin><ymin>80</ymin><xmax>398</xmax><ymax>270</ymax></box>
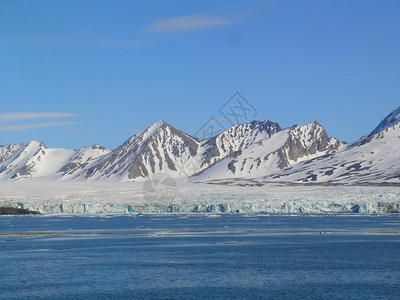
<box><xmin>1</xmin><ymin>214</ymin><xmax>399</xmax><ymax>299</ymax></box>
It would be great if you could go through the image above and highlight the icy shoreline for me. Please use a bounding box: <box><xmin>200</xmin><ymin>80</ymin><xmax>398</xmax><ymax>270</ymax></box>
<box><xmin>0</xmin><ymin>181</ymin><xmax>399</xmax><ymax>215</ymax></box>
<box><xmin>1</xmin><ymin>201</ymin><xmax>399</xmax><ymax>215</ymax></box>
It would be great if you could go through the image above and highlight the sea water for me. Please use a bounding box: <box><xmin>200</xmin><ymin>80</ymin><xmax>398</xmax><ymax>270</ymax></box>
<box><xmin>0</xmin><ymin>214</ymin><xmax>399</xmax><ymax>299</ymax></box>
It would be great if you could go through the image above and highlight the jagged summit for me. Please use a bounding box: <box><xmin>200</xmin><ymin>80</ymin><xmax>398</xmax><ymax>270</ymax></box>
<box><xmin>147</xmin><ymin>119</ymin><xmax>169</xmax><ymax>131</ymax></box>
<box><xmin>88</xmin><ymin>145</ymin><xmax>108</xmax><ymax>150</ymax></box>
<box><xmin>369</xmin><ymin>106</ymin><xmax>400</xmax><ymax>136</ymax></box>
<box><xmin>25</xmin><ymin>140</ymin><xmax>46</xmax><ymax>148</ymax></box>
<box><xmin>207</xmin><ymin>119</ymin><xmax>282</xmax><ymax>147</ymax></box>
<box><xmin>249</xmin><ymin>119</ymin><xmax>281</xmax><ymax>127</ymax></box>
<box><xmin>193</xmin><ymin>120</ymin><xmax>341</xmax><ymax>182</ymax></box>
<box><xmin>196</xmin><ymin>120</ymin><xmax>283</xmax><ymax>169</ymax></box>
<box><xmin>126</xmin><ymin>120</ymin><xmax>185</xmax><ymax>144</ymax></box>
<box><xmin>83</xmin><ymin>119</ymin><xmax>200</xmax><ymax>180</ymax></box>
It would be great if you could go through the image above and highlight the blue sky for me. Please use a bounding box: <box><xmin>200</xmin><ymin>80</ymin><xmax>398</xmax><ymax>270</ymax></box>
<box><xmin>1</xmin><ymin>0</ymin><xmax>399</xmax><ymax>149</ymax></box>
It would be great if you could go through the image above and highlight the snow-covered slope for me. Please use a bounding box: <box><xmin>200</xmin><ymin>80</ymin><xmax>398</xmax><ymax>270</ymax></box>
<box><xmin>57</xmin><ymin>145</ymin><xmax>111</xmax><ymax>179</ymax></box>
<box><xmin>75</xmin><ymin>120</ymin><xmax>282</xmax><ymax>181</ymax></box>
<box><xmin>369</xmin><ymin>106</ymin><xmax>400</xmax><ymax>137</ymax></box>
<box><xmin>199</xmin><ymin>120</ymin><xmax>282</xmax><ymax>168</ymax></box>
<box><xmin>0</xmin><ymin>141</ymin><xmax>73</xmax><ymax>180</ymax></box>
<box><xmin>80</xmin><ymin>121</ymin><xmax>201</xmax><ymax>181</ymax></box>
<box><xmin>0</xmin><ymin>142</ymin><xmax>110</xmax><ymax>181</ymax></box>
<box><xmin>260</xmin><ymin>110</ymin><xmax>400</xmax><ymax>184</ymax></box>
<box><xmin>0</xmin><ymin>143</ymin><xmax>24</xmax><ymax>164</ymax></box>
<box><xmin>193</xmin><ymin>121</ymin><xmax>342</xmax><ymax>182</ymax></box>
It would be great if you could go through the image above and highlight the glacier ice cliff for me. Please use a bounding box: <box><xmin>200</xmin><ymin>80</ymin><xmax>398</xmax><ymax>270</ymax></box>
<box><xmin>1</xmin><ymin>183</ymin><xmax>399</xmax><ymax>215</ymax></box>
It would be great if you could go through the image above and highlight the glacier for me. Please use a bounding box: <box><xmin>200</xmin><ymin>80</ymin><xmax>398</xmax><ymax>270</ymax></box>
<box><xmin>0</xmin><ymin>181</ymin><xmax>399</xmax><ymax>215</ymax></box>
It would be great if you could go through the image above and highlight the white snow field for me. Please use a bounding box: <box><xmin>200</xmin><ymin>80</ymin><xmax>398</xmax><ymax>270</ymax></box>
<box><xmin>0</xmin><ymin>180</ymin><xmax>399</xmax><ymax>214</ymax></box>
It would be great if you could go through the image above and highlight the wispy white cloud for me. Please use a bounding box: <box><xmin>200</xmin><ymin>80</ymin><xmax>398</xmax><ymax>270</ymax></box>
<box><xmin>144</xmin><ymin>14</ymin><xmax>236</xmax><ymax>33</ymax></box>
<box><xmin>0</xmin><ymin>121</ymin><xmax>84</xmax><ymax>131</ymax></box>
<box><xmin>0</xmin><ymin>112</ymin><xmax>77</xmax><ymax>123</ymax></box>
<box><xmin>0</xmin><ymin>112</ymin><xmax>84</xmax><ymax>132</ymax></box>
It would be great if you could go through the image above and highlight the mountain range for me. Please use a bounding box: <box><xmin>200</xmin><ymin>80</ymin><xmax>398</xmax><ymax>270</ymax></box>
<box><xmin>1</xmin><ymin>107</ymin><xmax>399</xmax><ymax>185</ymax></box>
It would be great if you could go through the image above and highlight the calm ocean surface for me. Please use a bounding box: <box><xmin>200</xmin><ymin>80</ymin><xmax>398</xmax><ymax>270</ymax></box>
<box><xmin>0</xmin><ymin>214</ymin><xmax>399</xmax><ymax>299</ymax></box>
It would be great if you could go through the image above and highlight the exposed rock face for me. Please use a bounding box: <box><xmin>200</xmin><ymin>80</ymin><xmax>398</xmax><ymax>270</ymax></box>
<box><xmin>260</xmin><ymin>113</ymin><xmax>400</xmax><ymax>185</ymax></box>
<box><xmin>83</xmin><ymin>121</ymin><xmax>201</xmax><ymax>180</ymax></box>
<box><xmin>58</xmin><ymin>145</ymin><xmax>110</xmax><ymax>178</ymax></box>
<box><xmin>0</xmin><ymin>143</ymin><xmax>24</xmax><ymax>164</ymax></box>
<box><xmin>0</xmin><ymin>141</ymin><xmax>109</xmax><ymax>181</ymax></box>
<box><xmin>193</xmin><ymin>121</ymin><xmax>341</xmax><ymax>181</ymax></box>
<box><xmin>279</xmin><ymin>121</ymin><xmax>341</xmax><ymax>167</ymax></box>
<box><xmin>0</xmin><ymin>141</ymin><xmax>48</xmax><ymax>180</ymax></box>
<box><xmin>201</xmin><ymin>120</ymin><xmax>282</xmax><ymax>168</ymax></box>
<box><xmin>368</xmin><ymin>106</ymin><xmax>400</xmax><ymax>137</ymax></box>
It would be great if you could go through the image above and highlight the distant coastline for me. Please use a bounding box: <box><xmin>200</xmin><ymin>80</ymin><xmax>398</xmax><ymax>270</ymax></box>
<box><xmin>0</xmin><ymin>207</ymin><xmax>40</xmax><ymax>215</ymax></box>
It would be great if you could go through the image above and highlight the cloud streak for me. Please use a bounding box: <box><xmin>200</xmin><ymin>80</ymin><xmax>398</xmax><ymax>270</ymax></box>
<box><xmin>0</xmin><ymin>121</ymin><xmax>84</xmax><ymax>131</ymax></box>
<box><xmin>0</xmin><ymin>112</ymin><xmax>83</xmax><ymax>132</ymax></box>
<box><xmin>144</xmin><ymin>14</ymin><xmax>235</xmax><ymax>33</ymax></box>
<box><xmin>0</xmin><ymin>112</ymin><xmax>77</xmax><ymax>123</ymax></box>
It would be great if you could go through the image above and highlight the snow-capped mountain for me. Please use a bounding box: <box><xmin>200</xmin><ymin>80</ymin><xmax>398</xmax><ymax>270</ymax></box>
<box><xmin>0</xmin><ymin>106</ymin><xmax>399</xmax><ymax>185</ymax></box>
<box><xmin>259</xmin><ymin>107</ymin><xmax>400</xmax><ymax>185</ymax></box>
<box><xmin>0</xmin><ymin>143</ymin><xmax>24</xmax><ymax>164</ymax></box>
<box><xmin>80</xmin><ymin>120</ymin><xmax>200</xmax><ymax>181</ymax></box>
<box><xmin>0</xmin><ymin>142</ymin><xmax>110</xmax><ymax>181</ymax></box>
<box><xmin>79</xmin><ymin>120</ymin><xmax>282</xmax><ymax>181</ymax></box>
<box><xmin>368</xmin><ymin>106</ymin><xmax>400</xmax><ymax>137</ymax></box>
<box><xmin>0</xmin><ymin>119</ymin><xmax>295</xmax><ymax>182</ymax></box>
<box><xmin>200</xmin><ymin>121</ymin><xmax>282</xmax><ymax>169</ymax></box>
<box><xmin>192</xmin><ymin>121</ymin><xmax>342</xmax><ymax>182</ymax></box>
<box><xmin>57</xmin><ymin>145</ymin><xmax>111</xmax><ymax>179</ymax></box>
